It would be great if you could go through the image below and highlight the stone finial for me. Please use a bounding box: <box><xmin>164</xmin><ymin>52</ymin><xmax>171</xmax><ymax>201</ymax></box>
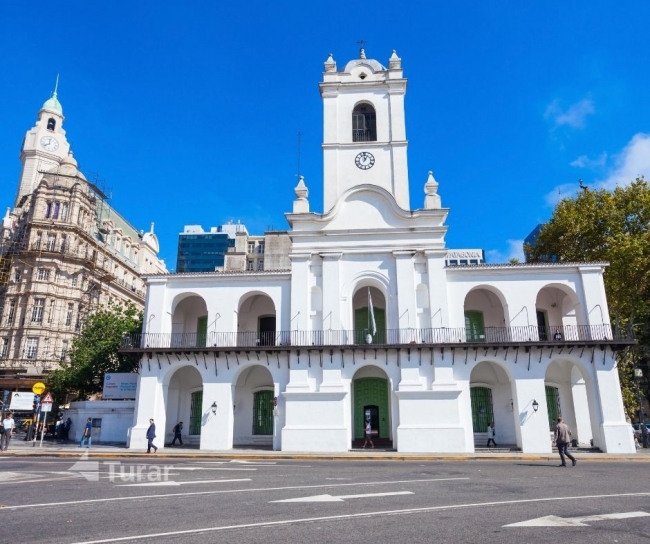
<box><xmin>324</xmin><ymin>53</ymin><xmax>336</xmax><ymax>72</ymax></box>
<box><xmin>359</xmin><ymin>48</ymin><xmax>366</xmax><ymax>59</ymax></box>
<box><xmin>389</xmin><ymin>50</ymin><xmax>401</xmax><ymax>69</ymax></box>
<box><xmin>293</xmin><ymin>176</ymin><xmax>309</xmax><ymax>213</ymax></box>
<box><xmin>424</xmin><ymin>171</ymin><xmax>441</xmax><ymax>209</ymax></box>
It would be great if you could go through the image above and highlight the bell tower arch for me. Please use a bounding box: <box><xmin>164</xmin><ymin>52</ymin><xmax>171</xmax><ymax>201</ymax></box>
<box><xmin>320</xmin><ymin>49</ymin><xmax>409</xmax><ymax>211</ymax></box>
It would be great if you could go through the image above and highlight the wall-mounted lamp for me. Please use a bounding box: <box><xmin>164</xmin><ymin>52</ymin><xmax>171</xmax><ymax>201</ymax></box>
<box><xmin>211</xmin><ymin>401</ymin><xmax>218</xmax><ymax>415</ymax></box>
<box><xmin>509</xmin><ymin>399</ymin><xmax>514</xmax><ymax>412</ymax></box>
<box><xmin>532</xmin><ymin>399</ymin><xmax>539</xmax><ymax>412</ymax></box>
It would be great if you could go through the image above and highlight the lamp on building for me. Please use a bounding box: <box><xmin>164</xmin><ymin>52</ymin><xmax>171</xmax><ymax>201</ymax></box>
<box><xmin>510</xmin><ymin>399</ymin><xmax>514</xmax><ymax>412</ymax></box>
<box><xmin>532</xmin><ymin>399</ymin><xmax>539</xmax><ymax>412</ymax></box>
<box><xmin>211</xmin><ymin>401</ymin><xmax>218</xmax><ymax>415</ymax></box>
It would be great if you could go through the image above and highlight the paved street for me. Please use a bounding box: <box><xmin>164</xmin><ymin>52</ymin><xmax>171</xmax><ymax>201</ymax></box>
<box><xmin>0</xmin><ymin>455</ymin><xmax>649</xmax><ymax>543</ymax></box>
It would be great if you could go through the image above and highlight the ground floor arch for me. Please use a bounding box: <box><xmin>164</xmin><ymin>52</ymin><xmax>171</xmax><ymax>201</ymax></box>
<box><xmin>165</xmin><ymin>365</ymin><xmax>203</xmax><ymax>445</ymax></box>
<box><xmin>351</xmin><ymin>365</ymin><xmax>392</xmax><ymax>447</ymax></box>
<box><xmin>233</xmin><ymin>365</ymin><xmax>275</xmax><ymax>446</ymax></box>
<box><xmin>469</xmin><ymin>361</ymin><xmax>517</xmax><ymax>448</ymax></box>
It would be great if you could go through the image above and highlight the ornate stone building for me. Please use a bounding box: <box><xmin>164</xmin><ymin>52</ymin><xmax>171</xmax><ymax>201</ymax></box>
<box><xmin>0</xmin><ymin>86</ymin><xmax>166</xmax><ymax>391</ymax></box>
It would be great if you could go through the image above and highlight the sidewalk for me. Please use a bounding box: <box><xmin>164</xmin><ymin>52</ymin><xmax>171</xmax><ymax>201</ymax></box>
<box><xmin>3</xmin><ymin>437</ymin><xmax>650</xmax><ymax>461</ymax></box>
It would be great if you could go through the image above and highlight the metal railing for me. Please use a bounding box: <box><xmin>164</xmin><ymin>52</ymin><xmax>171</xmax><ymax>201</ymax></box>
<box><xmin>120</xmin><ymin>324</ymin><xmax>632</xmax><ymax>350</ymax></box>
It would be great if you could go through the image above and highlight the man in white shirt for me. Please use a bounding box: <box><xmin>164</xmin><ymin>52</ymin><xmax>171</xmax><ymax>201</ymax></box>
<box><xmin>1</xmin><ymin>413</ymin><xmax>15</xmax><ymax>451</ymax></box>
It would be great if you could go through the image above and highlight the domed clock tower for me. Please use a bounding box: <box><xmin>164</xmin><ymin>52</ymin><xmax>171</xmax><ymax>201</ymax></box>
<box><xmin>320</xmin><ymin>49</ymin><xmax>410</xmax><ymax>211</ymax></box>
<box><xmin>15</xmin><ymin>81</ymin><xmax>71</xmax><ymax>207</ymax></box>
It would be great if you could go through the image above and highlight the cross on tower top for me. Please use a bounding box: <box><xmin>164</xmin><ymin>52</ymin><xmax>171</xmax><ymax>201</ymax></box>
<box><xmin>357</xmin><ymin>39</ymin><xmax>367</xmax><ymax>58</ymax></box>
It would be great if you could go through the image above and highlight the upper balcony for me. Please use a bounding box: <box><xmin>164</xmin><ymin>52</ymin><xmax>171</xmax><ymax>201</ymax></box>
<box><xmin>119</xmin><ymin>324</ymin><xmax>634</xmax><ymax>354</ymax></box>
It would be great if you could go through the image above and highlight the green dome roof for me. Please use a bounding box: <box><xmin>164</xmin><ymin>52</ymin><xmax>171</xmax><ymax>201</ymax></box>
<box><xmin>42</xmin><ymin>92</ymin><xmax>63</xmax><ymax>115</ymax></box>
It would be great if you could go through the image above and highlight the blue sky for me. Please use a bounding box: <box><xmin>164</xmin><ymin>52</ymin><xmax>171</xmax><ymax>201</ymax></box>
<box><xmin>1</xmin><ymin>2</ymin><xmax>649</xmax><ymax>269</ymax></box>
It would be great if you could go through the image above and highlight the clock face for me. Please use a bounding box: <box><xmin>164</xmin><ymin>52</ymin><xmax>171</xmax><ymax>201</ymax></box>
<box><xmin>40</xmin><ymin>136</ymin><xmax>59</xmax><ymax>152</ymax></box>
<box><xmin>355</xmin><ymin>151</ymin><xmax>375</xmax><ymax>170</ymax></box>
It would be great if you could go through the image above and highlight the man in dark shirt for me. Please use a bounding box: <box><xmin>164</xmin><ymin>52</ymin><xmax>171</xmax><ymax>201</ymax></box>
<box><xmin>146</xmin><ymin>418</ymin><xmax>158</xmax><ymax>453</ymax></box>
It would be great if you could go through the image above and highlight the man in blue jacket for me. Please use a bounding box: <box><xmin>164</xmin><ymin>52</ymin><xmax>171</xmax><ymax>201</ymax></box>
<box><xmin>146</xmin><ymin>418</ymin><xmax>158</xmax><ymax>453</ymax></box>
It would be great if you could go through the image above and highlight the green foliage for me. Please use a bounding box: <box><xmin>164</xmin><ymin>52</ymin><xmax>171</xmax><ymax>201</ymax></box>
<box><xmin>48</xmin><ymin>301</ymin><xmax>142</xmax><ymax>401</ymax></box>
<box><xmin>527</xmin><ymin>178</ymin><xmax>650</xmax><ymax>418</ymax></box>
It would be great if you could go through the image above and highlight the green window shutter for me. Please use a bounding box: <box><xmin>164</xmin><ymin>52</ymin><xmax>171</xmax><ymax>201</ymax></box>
<box><xmin>197</xmin><ymin>316</ymin><xmax>207</xmax><ymax>347</ymax></box>
<box><xmin>470</xmin><ymin>387</ymin><xmax>493</xmax><ymax>432</ymax></box>
<box><xmin>465</xmin><ymin>311</ymin><xmax>485</xmax><ymax>342</ymax></box>
<box><xmin>545</xmin><ymin>385</ymin><xmax>561</xmax><ymax>431</ymax></box>
<box><xmin>253</xmin><ymin>390</ymin><xmax>274</xmax><ymax>435</ymax></box>
<box><xmin>189</xmin><ymin>391</ymin><xmax>203</xmax><ymax>435</ymax></box>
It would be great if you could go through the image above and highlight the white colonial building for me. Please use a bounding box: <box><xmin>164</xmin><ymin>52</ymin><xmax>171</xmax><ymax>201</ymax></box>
<box><xmin>123</xmin><ymin>49</ymin><xmax>636</xmax><ymax>454</ymax></box>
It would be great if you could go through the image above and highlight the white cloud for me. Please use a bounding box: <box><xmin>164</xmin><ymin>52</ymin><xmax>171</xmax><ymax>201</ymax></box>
<box><xmin>599</xmin><ymin>133</ymin><xmax>650</xmax><ymax>189</ymax></box>
<box><xmin>546</xmin><ymin>133</ymin><xmax>650</xmax><ymax>205</ymax></box>
<box><xmin>545</xmin><ymin>98</ymin><xmax>595</xmax><ymax>129</ymax></box>
<box><xmin>486</xmin><ymin>239</ymin><xmax>525</xmax><ymax>264</ymax></box>
<box><xmin>570</xmin><ymin>152</ymin><xmax>607</xmax><ymax>169</ymax></box>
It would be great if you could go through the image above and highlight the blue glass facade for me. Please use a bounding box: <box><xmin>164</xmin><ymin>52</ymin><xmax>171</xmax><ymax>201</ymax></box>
<box><xmin>176</xmin><ymin>232</ymin><xmax>235</xmax><ymax>272</ymax></box>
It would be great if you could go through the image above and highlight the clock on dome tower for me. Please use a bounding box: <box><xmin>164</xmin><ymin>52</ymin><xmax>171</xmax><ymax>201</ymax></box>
<box><xmin>15</xmin><ymin>80</ymin><xmax>71</xmax><ymax>207</ymax></box>
<box><xmin>320</xmin><ymin>49</ymin><xmax>410</xmax><ymax>211</ymax></box>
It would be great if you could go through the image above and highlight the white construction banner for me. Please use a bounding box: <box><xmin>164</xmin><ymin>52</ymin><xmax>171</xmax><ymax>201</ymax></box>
<box><xmin>9</xmin><ymin>391</ymin><xmax>35</xmax><ymax>411</ymax></box>
<box><xmin>102</xmin><ymin>373</ymin><xmax>138</xmax><ymax>400</ymax></box>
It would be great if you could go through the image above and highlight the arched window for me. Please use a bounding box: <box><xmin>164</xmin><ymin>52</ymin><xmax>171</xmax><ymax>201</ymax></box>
<box><xmin>352</xmin><ymin>103</ymin><xmax>377</xmax><ymax>142</ymax></box>
<box><xmin>47</xmin><ymin>118</ymin><xmax>56</xmax><ymax>131</ymax></box>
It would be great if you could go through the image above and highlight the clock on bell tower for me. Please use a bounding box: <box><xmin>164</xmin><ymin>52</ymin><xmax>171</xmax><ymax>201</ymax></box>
<box><xmin>15</xmin><ymin>79</ymin><xmax>71</xmax><ymax>207</ymax></box>
<box><xmin>320</xmin><ymin>49</ymin><xmax>410</xmax><ymax>211</ymax></box>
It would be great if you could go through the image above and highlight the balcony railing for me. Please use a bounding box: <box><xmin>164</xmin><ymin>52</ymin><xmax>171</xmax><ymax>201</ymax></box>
<box><xmin>120</xmin><ymin>324</ymin><xmax>633</xmax><ymax>351</ymax></box>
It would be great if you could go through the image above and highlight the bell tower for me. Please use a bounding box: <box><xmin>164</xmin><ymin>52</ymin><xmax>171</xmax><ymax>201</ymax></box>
<box><xmin>15</xmin><ymin>79</ymin><xmax>71</xmax><ymax>207</ymax></box>
<box><xmin>319</xmin><ymin>49</ymin><xmax>409</xmax><ymax>211</ymax></box>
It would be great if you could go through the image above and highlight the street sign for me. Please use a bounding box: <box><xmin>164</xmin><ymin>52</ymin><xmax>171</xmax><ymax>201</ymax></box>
<box><xmin>32</xmin><ymin>382</ymin><xmax>46</xmax><ymax>395</ymax></box>
<box><xmin>9</xmin><ymin>392</ymin><xmax>36</xmax><ymax>411</ymax></box>
<box><xmin>40</xmin><ymin>402</ymin><xmax>52</xmax><ymax>413</ymax></box>
<box><xmin>42</xmin><ymin>392</ymin><xmax>54</xmax><ymax>404</ymax></box>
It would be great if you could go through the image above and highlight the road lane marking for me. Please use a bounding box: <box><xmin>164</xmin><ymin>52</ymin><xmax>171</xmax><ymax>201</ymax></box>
<box><xmin>167</xmin><ymin>467</ymin><xmax>257</xmax><ymax>471</ymax></box>
<box><xmin>66</xmin><ymin>492</ymin><xmax>650</xmax><ymax>544</ymax></box>
<box><xmin>271</xmin><ymin>491</ymin><xmax>413</xmax><ymax>503</ymax></box>
<box><xmin>118</xmin><ymin>478</ymin><xmax>252</xmax><ymax>487</ymax></box>
<box><xmin>0</xmin><ymin>477</ymin><xmax>466</xmax><ymax>510</ymax></box>
<box><xmin>505</xmin><ymin>511</ymin><xmax>650</xmax><ymax>527</ymax></box>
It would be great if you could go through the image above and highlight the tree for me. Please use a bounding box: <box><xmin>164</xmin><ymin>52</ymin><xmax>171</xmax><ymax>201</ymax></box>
<box><xmin>526</xmin><ymin>178</ymin><xmax>650</xmax><ymax>418</ymax></box>
<box><xmin>48</xmin><ymin>301</ymin><xmax>143</xmax><ymax>401</ymax></box>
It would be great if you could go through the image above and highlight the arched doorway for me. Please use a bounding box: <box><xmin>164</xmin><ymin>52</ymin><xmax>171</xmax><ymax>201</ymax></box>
<box><xmin>166</xmin><ymin>365</ymin><xmax>203</xmax><ymax>446</ymax></box>
<box><xmin>545</xmin><ymin>360</ymin><xmax>594</xmax><ymax>446</ymax></box>
<box><xmin>536</xmin><ymin>285</ymin><xmax>583</xmax><ymax>341</ymax></box>
<box><xmin>469</xmin><ymin>361</ymin><xmax>517</xmax><ymax>448</ymax></box>
<box><xmin>352</xmin><ymin>286</ymin><xmax>387</xmax><ymax>344</ymax></box>
<box><xmin>237</xmin><ymin>293</ymin><xmax>277</xmax><ymax>347</ymax></box>
<box><xmin>352</xmin><ymin>366</ymin><xmax>392</xmax><ymax>448</ymax></box>
<box><xmin>464</xmin><ymin>287</ymin><xmax>509</xmax><ymax>342</ymax></box>
<box><xmin>171</xmin><ymin>294</ymin><xmax>208</xmax><ymax>347</ymax></box>
<box><xmin>233</xmin><ymin>365</ymin><xmax>275</xmax><ymax>446</ymax></box>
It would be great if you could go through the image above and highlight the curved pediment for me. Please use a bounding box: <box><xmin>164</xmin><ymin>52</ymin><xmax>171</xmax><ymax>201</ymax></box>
<box><xmin>325</xmin><ymin>185</ymin><xmax>410</xmax><ymax>230</ymax></box>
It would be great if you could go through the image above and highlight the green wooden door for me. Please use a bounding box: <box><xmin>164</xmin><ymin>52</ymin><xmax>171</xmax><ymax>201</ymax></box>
<box><xmin>189</xmin><ymin>390</ymin><xmax>203</xmax><ymax>435</ymax></box>
<box><xmin>354</xmin><ymin>377</ymin><xmax>389</xmax><ymax>439</ymax></box>
<box><xmin>253</xmin><ymin>390</ymin><xmax>274</xmax><ymax>435</ymax></box>
<box><xmin>546</xmin><ymin>385</ymin><xmax>561</xmax><ymax>431</ymax></box>
<box><xmin>465</xmin><ymin>311</ymin><xmax>485</xmax><ymax>342</ymax></box>
<box><xmin>196</xmin><ymin>316</ymin><xmax>207</xmax><ymax>347</ymax></box>
<box><xmin>354</xmin><ymin>307</ymin><xmax>386</xmax><ymax>344</ymax></box>
<box><xmin>470</xmin><ymin>387</ymin><xmax>493</xmax><ymax>432</ymax></box>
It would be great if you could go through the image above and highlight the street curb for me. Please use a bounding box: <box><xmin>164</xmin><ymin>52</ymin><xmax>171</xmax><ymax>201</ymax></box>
<box><xmin>2</xmin><ymin>451</ymin><xmax>650</xmax><ymax>462</ymax></box>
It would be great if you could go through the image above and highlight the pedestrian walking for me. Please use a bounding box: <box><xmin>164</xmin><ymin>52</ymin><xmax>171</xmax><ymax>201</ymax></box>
<box><xmin>363</xmin><ymin>420</ymin><xmax>374</xmax><ymax>449</ymax></box>
<box><xmin>0</xmin><ymin>412</ymin><xmax>15</xmax><ymax>451</ymax></box>
<box><xmin>486</xmin><ymin>423</ymin><xmax>498</xmax><ymax>448</ymax></box>
<box><xmin>554</xmin><ymin>417</ymin><xmax>577</xmax><ymax>467</ymax></box>
<box><xmin>171</xmin><ymin>421</ymin><xmax>183</xmax><ymax>446</ymax></box>
<box><xmin>146</xmin><ymin>418</ymin><xmax>158</xmax><ymax>453</ymax></box>
<box><xmin>63</xmin><ymin>417</ymin><xmax>72</xmax><ymax>441</ymax></box>
<box><xmin>79</xmin><ymin>417</ymin><xmax>92</xmax><ymax>448</ymax></box>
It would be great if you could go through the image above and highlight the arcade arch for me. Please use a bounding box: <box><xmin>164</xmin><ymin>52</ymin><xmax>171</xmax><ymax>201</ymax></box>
<box><xmin>233</xmin><ymin>365</ymin><xmax>275</xmax><ymax>446</ymax></box>
<box><xmin>351</xmin><ymin>365</ymin><xmax>392</xmax><ymax>447</ymax></box>
<box><xmin>535</xmin><ymin>284</ymin><xmax>582</xmax><ymax>341</ymax></box>
<box><xmin>237</xmin><ymin>292</ymin><xmax>277</xmax><ymax>346</ymax></box>
<box><xmin>469</xmin><ymin>361</ymin><xmax>517</xmax><ymax>447</ymax></box>
<box><xmin>171</xmin><ymin>294</ymin><xmax>208</xmax><ymax>347</ymax></box>
<box><xmin>352</xmin><ymin>285</ymin><xmax>387</xmax><ymax>344</ymax></box>
<box><xmin>165</xmin><ymin>365</ymin><xmax>203</xmax><ymax>445</ymax></box>
<box><xmin>464</xmin><ymin>286</ymin><xmax>509</xmax><ymax>342</ymax></box>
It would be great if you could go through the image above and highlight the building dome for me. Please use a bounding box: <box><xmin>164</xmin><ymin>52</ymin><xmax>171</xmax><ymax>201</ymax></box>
<box><xmin>142</xmin><ymin>223</ymin><xmax>160</xmax><ymax>253</ymax></box>
<box><xmin>42</xmin><ymin>92</ymin><xmax>63</xmax><ymax>115</ymax></box>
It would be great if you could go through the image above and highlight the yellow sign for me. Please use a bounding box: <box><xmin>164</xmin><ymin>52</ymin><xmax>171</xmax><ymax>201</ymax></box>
<box><xmin>32</xmin><ymin>382</ymin><xmax>46</xmax><ymax>395</ymax></box>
